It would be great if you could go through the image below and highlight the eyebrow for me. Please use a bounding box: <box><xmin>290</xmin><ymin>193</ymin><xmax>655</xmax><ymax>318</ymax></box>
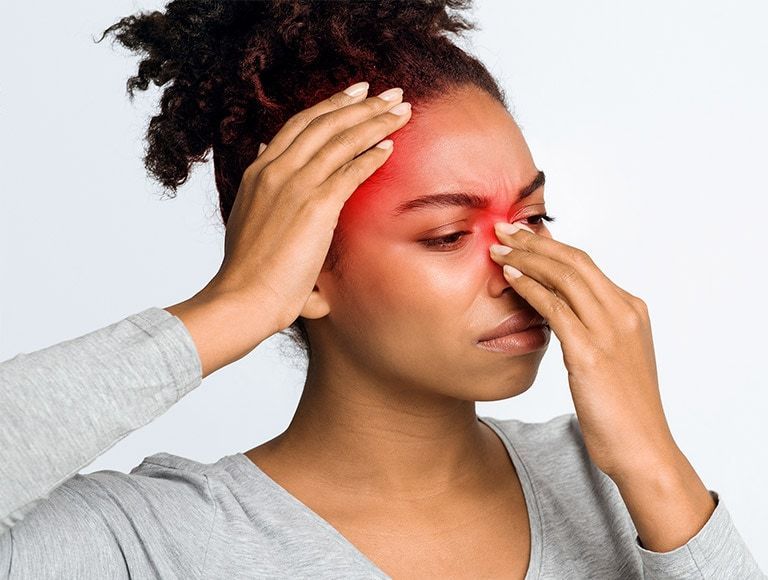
<box><xmin>391</xmin><ymin>170</ymin><xmax>546</xmax><ymax>216</ymax></box>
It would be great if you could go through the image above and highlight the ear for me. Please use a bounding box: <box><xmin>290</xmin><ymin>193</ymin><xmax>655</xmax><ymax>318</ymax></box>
<box><xmin>299</xmin><ymin>272</ymin><xmax>332</xmax><ymax>320</ymax></box>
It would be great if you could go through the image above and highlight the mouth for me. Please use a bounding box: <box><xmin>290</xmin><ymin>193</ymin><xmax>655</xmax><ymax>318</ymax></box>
<box><xmin>477</xmin><ymin>309</ymin><xmax>548</xmax><ymax>343</ymax></box>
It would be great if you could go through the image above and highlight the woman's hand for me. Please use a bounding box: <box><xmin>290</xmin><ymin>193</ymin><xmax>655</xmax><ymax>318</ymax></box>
<box><xmin>208</xmin><ymin>82</ymin><xmax>412</xmax><ymax>332</ymax></box>
<box><xmin>489</xmin><ymin>222</ymin><xmax>679</xmax><ymax>482</ymax></box>
<box><xmin>167</xmin><ymin>82</ymin><xmax>412</xmax><ymax>377</ymax></box>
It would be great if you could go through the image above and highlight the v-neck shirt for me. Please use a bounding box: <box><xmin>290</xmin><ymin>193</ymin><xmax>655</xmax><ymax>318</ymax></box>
<box><xmin>219</xmin><ymin>415</ymin><xmax>543</xmax><ymax>578</ymax></box>
<box><xmin>1</xmin><ymin>306</ymin><xmax>763</xmax><ymax>578</ymax></box>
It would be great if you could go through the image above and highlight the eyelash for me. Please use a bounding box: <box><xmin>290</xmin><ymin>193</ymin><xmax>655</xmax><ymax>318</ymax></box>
<box><xmin>421</xmin><ymin>213</ymin><xmax>556</xmax><ymax>250</ymax></box>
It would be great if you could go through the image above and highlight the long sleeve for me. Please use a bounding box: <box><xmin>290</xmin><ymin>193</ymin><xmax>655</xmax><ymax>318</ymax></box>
<box><xmin>0</xmin><ymin>307</ymin><xmax>202</xmax><ymax>535</ymax></box>
<box><xmin>635</xmin><ymin>490</ymin><xmax>766</xmax><ymax>579</ymax></box>
<box><xmin>483</xmin><ymin>414</ymin><xmax>766</xmax><ymax>579</ymax></box>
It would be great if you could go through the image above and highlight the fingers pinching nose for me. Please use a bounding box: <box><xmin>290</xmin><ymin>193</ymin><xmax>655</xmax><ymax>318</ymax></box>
<box><xmin>495</xmin><ymin>221</ymin><xmax>535</xmax><ymax>236</ymax></box>
<box><xmin>490</xmin><ymin>221</ymin><xmax>535</xmax><ymax>257</ymax></box>
<box><xmin>489</xmin><ymin>244</ymin><xmax>512</xmax><ymax>256</ymax></box>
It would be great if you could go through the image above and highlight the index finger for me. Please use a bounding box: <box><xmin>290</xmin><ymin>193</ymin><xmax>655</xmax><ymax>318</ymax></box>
<box><xmin>493</xmin><ymin>223</ymin><xmax>629</xmax><ymax>308</ymax></box>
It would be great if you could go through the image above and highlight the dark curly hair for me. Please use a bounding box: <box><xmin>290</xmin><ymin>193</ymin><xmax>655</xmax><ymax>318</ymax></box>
<box><xmin>96</xmin><ymin>0</ymin><xmax>508</xmax><ymax>365</ymax></box>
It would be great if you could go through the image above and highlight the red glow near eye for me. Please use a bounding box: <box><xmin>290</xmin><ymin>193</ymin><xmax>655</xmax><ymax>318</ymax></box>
<box><xmin>335</xmin><ymin>117</ymin><xmax>543</xmax><ymax>264</ymax></box>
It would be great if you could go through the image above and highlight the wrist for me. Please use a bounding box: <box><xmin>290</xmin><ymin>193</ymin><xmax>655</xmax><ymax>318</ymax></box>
<box><xmin>165</xmin><ymin>285</ymin><xmax>283</xmax><ymax>378</ymax></box>
<box><xmin>608</xmin><ymin>441</ymin><xmax>687</xmax><ymax>489</ymax></box>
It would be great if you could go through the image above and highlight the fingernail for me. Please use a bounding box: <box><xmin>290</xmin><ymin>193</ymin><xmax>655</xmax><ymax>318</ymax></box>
<box><xmin>344</xmin><ymin>81</ymin><xmax>369</xmax><ymax>97</ymax></box>
<box><xmin>389</xmin><ymin>102</ymin><xmax>411</xmax><ymax>116</ymax></box>
<box><xmin>490</xmin><ymin>244</ymin><xmax>512</xmax><ymax>255</ymax></box>
<box><xmin>504</xmin><ymin>265</ymin><xmax>523</xmax><ymax>279</ymax></box>
<box><xmin>257</xmin><ymin>142</ymin><xmax>266</xmax><ymax>156</ymax></box>
<box><xmin>496</xmin><ymin>222</ymin><xmax>520</xmax><ymax>235</ymax></box>
<box><xmin>377</xmin><ymin>87</ymin><xmax>404</xmax><ymax>101</ymax></box>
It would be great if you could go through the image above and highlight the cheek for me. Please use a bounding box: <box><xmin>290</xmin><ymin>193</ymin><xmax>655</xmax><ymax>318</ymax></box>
<box><xmin>337</xmin><ymin>198</ymin><xmax>532</xmax><ymax>313</ymax></box>
<box><xmin>335</xmin><ymin>239</ymin><xmax>465</xmax><ymax>329</ymax></box>
<box><xmin>340</xmin><ymin>218</ymin><xmax>506</xmax><ymax>300</ymax></box>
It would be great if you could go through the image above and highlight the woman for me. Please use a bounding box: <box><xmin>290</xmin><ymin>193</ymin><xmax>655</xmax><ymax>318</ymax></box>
<box><xmin>0</xmin><ymin>0</ymin><xmax>763</xmax><ymax>578</ymax></box>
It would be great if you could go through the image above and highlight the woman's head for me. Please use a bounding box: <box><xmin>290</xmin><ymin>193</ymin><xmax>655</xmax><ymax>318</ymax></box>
<box><xmin>101</xmin><ymin>0</ymin><xmax>553</xmax><ymax>398</ymax></box>
<box><xmin>301</xmin><ymin>83</ymin><xmax>553</xmax><ymax>402</ymax></box>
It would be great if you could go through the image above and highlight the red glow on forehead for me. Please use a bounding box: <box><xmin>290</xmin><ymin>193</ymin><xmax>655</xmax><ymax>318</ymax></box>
<box><xmin>337</xmin><ymin>120</ymin><xmax>422</xmax><ymax>222</ymax></box>
<box><xmin>337</xmin><ymin>94</ymin><xmax>543</xmax><ymax>236</ymax></box>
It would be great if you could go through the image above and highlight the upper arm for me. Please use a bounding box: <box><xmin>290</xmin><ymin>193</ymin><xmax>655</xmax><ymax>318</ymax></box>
<box><xmin>0</xmin><ymin>480</ymin><xmax>130</xmax><ymax>579</ymax></box>
<box><xmin>0</xmin><ymin>468</ymin><xmax>214</xmax><ymax>580</ymax></box>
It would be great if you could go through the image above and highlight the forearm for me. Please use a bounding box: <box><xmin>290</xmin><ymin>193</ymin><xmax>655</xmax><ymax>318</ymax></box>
<box><xmin>165</xmin><ymin>286</ymin><xmax>282</xmax><ymax>379</ymax></box>
<box><xmin>612</xmin><ymin>446</ymin><xmax>716</xmax><ymax>553</ymax></box>
<box><xmin>0</xmin><ymin>308</ymin><xmax>200</xmax><ymax>534</ymax></box>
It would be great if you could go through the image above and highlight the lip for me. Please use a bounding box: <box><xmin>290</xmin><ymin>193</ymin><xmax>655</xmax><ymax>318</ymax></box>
<box><xmin>477</xmin><ymin>309</ymin><xmax>548</xmax><ymax>342</ymax></box>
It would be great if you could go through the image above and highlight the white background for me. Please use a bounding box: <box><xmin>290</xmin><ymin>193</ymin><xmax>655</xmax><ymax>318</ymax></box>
<box><xmin>2</xmin><ymin>0</ymin><xmax>766</xmax><ymax>566</ymax></box>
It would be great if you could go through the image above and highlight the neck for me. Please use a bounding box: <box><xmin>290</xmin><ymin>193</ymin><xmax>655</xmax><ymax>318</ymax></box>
<box><xmin>261</xmin><ymin>364</ymin><xmax>504</xmax><ymax>500</ymax></box>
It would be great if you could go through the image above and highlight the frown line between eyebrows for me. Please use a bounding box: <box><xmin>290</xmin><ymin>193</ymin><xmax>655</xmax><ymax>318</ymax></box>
<box><xmin>390</xmin><ymin>170</ymin><xmax>545</xmax><ymax>217</ymax></box>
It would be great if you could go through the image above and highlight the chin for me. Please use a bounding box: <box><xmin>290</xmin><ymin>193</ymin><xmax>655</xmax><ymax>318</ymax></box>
<box><xmin>469</xmin><ymin>379</ymin><xmax>536</xmax><ymax>402</ymax></box>
<box><xmin>442</xmin><ymin>371</ymin><xmax>538</xmax><ymax>402</ymax></box>
<box><xmin>457</xmin><ymin>354</ymin><xmax>544</xmax><ymax>402</ymax></box>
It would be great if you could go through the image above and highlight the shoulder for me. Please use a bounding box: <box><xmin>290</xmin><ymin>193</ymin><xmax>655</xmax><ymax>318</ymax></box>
<box><xmin>481</xmin><ymin>412</ymin><xmax>642</xmax><ymax>571</ymax></box>
<box><xmin>64</xmin><ymin>452</ymin><xmax>214</xmax><ymax>506</ymax></box>
<box><xmin>5</xmin><ymin>452</ymin><xmax>221</xmax><ymax>578</ymax></box>
<box><xmin>68</xmin><ymin>452</ymin><xmax>221</xmax><ymax>534</ymax></box>
<box><xmin>480</xmin><ymin>412</ymin><xmax>626</xmax><ymax>520</ymax></box>
<box><xmin>482</xmin><ymin>412</ymin><xmax>587</xmax><ymax>464</ymax></box>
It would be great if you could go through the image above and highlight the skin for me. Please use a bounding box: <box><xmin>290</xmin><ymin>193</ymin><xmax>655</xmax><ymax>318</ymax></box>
<box><xmin>247</xmin><ymin>85</ymin><xmax>553</xmax><ymax>491</ymax></box>
<box><xmin>244</xmin><ymin>84</ymin><xmax>544</xmax><ymax>575</ymax></box>
<box><xmin>171</xmin><ymin>82</ymin><xmax>716</xmax><ymax>571</ymax></box>
<box><xmin>315</xmin><ymin>85</ymin><xmax>553</xmax><ymax>402</ymax></box>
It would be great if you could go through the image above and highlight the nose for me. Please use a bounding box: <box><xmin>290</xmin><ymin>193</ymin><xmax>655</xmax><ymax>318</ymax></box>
<box><xmin>487</xmin><ymin>221</ymin><xmax>536</xmax><ymax>299</ymax></box>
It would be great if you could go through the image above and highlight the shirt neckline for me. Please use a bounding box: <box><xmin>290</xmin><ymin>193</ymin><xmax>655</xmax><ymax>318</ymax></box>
<box><xmin>225</xmin><ymin>414</ymin><xmax>543</xmax><ymax>579</ymax></box>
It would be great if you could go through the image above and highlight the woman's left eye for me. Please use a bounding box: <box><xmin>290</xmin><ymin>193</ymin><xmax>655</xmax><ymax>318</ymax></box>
<box><xmin>421</xmin><ymin>213</ymin><xmax>556</xmax><ymax>251</ymax></box>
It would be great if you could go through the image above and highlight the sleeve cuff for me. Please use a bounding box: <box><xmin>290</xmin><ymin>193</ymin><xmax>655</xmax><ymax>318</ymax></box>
<box><xmin>636</xmin><ymin>490</ymin><xmax>766</xmax><ymax>578</ymax></box>
<box><xmin>126</xmin><ymin>307</ymin><xmax>202</xmax><ymax>401</ymax></box>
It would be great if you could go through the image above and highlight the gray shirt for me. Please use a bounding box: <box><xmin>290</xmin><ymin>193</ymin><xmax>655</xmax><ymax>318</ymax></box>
<box><xmin>0</xmin><ymin>307</ymin><xmax>763</xmax><ymax>579</ymax></box>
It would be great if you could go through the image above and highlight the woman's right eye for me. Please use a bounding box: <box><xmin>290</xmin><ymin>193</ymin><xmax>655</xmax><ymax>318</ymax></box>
<box><xmin>420</xmin><ymin>231</ymin><xmax>471</xmax><ymax>251</ymax></box>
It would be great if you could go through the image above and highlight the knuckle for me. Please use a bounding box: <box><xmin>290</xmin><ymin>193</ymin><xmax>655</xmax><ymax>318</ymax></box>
<box><xmin>255</xmin><ymin>163</ymin><xmax>282</xmax><ymax>190</ymax></box>
<box><xmin>285</xmin><ymin>110</ymin><xmax>314</xmax><ymax>133</ymax></box>
<box><xmin>306</xmin><ymin>112</ymin><xmax>336</xmax><ymax>133</ymax></box>
<box><xmin>329</xmin><ymin>130</ymin><xmax>358</xmax><ymax>152</ymax></box>
<box><xmin>558</xmin><ymin>267</ymin><xmax>580</xmax><ymax>286</ymax></box>
<box><xmin>569</xmin><ymin>247</ymin><xmax>593</xmax><ymax>267</ymax></box>
<box><xmin>363</xmin><ymin>96</ymin><xmax>387</xmax><ymax>115</ymax></box>
<box><xmin>622</xmin><ymin>307</ymin><xmax>644</xmax><ymax>330</ymax></box>
<box><xmin>340</xmin><ymin>160</ymin><xmax>364</xmax><ymax>183</ymax></box>
<box><xmin>631</xmin><ymin>297</ymin><xmax>650</xmax><ymax>321</ymax></box>
<box><xmin>241</xmin><ymin>162</ymin><xmax>259</xmax><ymax>183</ymax></box>
<box><xmin>547</xmin><ymin>297</ymin><xmax>569</xmax><ymax>318</ymax></box>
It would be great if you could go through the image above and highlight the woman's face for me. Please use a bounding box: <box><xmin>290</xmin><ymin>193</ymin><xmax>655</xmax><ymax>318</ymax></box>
<box><xmin>311</xmin><ymin>84</ymin><xmax>553</xmax><ymax>401</ymax></box>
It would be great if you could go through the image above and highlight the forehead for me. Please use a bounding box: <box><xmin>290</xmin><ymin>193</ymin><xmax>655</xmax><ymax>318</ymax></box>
<box><xmin>345</xmin><ymin>85</ymin><xmax>538</xmax><ymax>217</ymax></box>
